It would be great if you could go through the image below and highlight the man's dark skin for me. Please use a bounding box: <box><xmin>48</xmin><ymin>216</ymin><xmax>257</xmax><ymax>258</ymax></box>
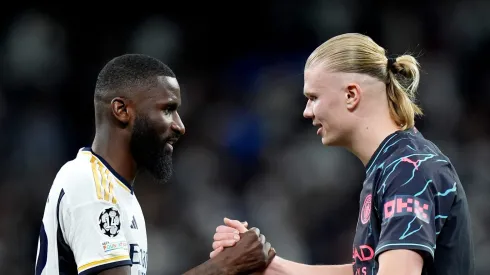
<box><xmin>93</xmin><ymin>75</ymin><xmax>275</xmax><ymax>275</ymax></box>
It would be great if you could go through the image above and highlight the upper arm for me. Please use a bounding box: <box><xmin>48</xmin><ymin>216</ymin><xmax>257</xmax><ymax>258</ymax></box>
<box><xmin>375</xmin><ymin>156</ymin><xmax>457</xmax><ymax>262</ymax></box>
<box><xmin>377</xmin><ymin>249</ymin><xmax>423</xmax><ymax>275</ymax></box>
<box><xmin>97</xmin><ymin>265</ymin><xmax>131</xmax><ymax>275</ymax></box>
<box><xmin>60</xmin><ymin>166</ymin><xmax>132</xmax><ymax>274</ymax></box>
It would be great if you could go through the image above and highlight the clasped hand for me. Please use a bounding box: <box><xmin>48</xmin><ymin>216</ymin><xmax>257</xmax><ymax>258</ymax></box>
<box><xmin>210</xmin><ymin>218</ymin><xmax>276</xmax><ymax>274</ymax></box>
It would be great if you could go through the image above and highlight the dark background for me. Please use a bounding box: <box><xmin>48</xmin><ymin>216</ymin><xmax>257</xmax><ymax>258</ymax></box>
<box><xmin>0</xmin><ymin>1</ymin><xmax>489</xmax><ymax>274</ymax></box>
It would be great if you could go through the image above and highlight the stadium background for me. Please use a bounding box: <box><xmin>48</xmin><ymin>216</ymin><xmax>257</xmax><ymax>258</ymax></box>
<box><xmin>1</xmin><ymin>1</ymin><xmax>489</xmax><ymax>274</ymax></box>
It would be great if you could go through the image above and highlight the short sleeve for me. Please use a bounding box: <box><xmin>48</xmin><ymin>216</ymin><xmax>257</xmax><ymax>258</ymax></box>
<box><xmin>60</xmin><ymin>198</ymin><xmax>132</xmax><ymax>275</ymax></box>
<box><xmin>374</xmin><ymin>160</ymin><xmax>457</xmax><ymax>260</ymax></box>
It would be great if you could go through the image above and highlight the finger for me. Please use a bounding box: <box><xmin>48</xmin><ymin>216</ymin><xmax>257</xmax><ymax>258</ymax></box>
<box><xmin>259</xmin><ymin>234</ymin><xmax>266</xmax><ymax>244</ymax></box>
<box><xmin>216</xmin><ymin>225</ymin><xmax>240</xmax><ymax>234</ymax></box>
<box><xmin>242</xmin><ymin>221</ymin><xmax>249</xmax><ymax>228</ymax></box>
<box><xmin>264</xmin><ymin>242</ymin><xmax>271</xmax><ymax>254</ymax></box>
<box><xmin>248</xmin><ymin>227</ymin><xmax>260</xmax><ymax>237</ymax></box>
<box><xmin>224</xmin><ymin>217</ymin><xmax>248</xmax><ymax>233</ymax></box>
<box><xmin>214</xmin><ymin>232</ymin><xmax>240</xmax><ymax>242</ymax></box>
<box><xmin>268</xmin><ymin>247</ymin><xmax>277</xmax><ymax>263</ymax></box>
<box><xmin>264</xmin><ymin>242</ymin><xmax>272</xmax><ymax>261</ymax></box>
<box><xmin>209</xmin><ymin>246</ymin><xmax>223</xmax><ymax>258</ymax></box>
<box><xmin>212</xmin><ymin>239</ymin><xmax>237</xmax><ymax>250</ymax></box>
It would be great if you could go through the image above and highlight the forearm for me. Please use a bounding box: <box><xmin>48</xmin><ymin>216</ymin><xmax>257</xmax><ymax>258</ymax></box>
<box><xmin>264</xmin><ymin>256</ymin><xmax>353</xmax><ymax>275</ymax></box>
<box><xmin>182</xmin><ymin>258</ymin><xmax>229</xmax><ymax>275</ymax></box>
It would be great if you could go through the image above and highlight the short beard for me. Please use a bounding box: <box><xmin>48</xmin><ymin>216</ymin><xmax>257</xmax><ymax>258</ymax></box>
<box><xmin>130</xmin><ymin>115</ymin><xmax>173</xmax><ymax>184</ymax></box>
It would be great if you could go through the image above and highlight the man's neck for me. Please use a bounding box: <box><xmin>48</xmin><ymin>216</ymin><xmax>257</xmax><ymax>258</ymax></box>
<box><xmin>347</xmin><ymin>118</ymin><xmax>401</xmax><ymax>167</ymax></box>
<box><xmin>91</xmin><ymin>128</ymin><xmax>136</xmax><ymax>184</ymax></box>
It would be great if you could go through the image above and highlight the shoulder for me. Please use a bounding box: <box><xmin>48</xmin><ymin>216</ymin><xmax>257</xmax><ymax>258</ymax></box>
<box><xmin>53</xmin><ymin>151</ymin><xmax>114</xmax><ymax>208</ymax></box>
<box><xmin>376</xmin><ymin>139</ymin><xmax>457</xmax><ymax>196</ymax></box>
<box><xmin>383</xmin><ymin>134</ymin><xmax>452</xmax><ymax>176</ymax></box>
<box><xmin>368</xmin><ymin>129</ymin><xmax>443</xmax><ymax>176</ymax></box>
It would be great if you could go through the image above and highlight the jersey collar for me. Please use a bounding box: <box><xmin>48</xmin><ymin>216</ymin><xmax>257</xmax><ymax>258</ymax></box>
<box><xmin>81</xmin><ymin>147</ymin><xmax>134</xmax><ymax>194</ymax></box>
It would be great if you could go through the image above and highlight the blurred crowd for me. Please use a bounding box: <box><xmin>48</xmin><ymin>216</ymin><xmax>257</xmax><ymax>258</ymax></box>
<box><xmin>0</xmin><ymin>1</ymin><xmax>489</xmax><ymax>274</ymax></box>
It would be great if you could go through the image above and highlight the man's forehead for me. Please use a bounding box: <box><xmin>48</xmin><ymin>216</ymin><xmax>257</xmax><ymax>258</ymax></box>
<box><xmin>134</xmin><ymin>76</ymin><xmax>180</xmax><ymax>103</ymax></box>
<box><xmin>159</xmin><ymin>76</ymin><xmax>179</xmax><ymax>91</ymax></box>
<box><xmin>303</xmin><ymin>82</ymin><xmax>311</xmax><ymax>96</ymax></box>
<box><xmin>157</xmin><ymin>76</ymin><xmax>180</xmax><ymax>92</ymax></box>
<box><xmin>304</xmin><ymin>66</ymin><xmax>326</xmax><ymax>89</ymax></box>
<box><xmin>304</xmin><ymin>67</ymin><xmax>328</xmax><ymax>93</ymax></box>
<box><xmin>154</xmin><ymin>75</ymin><xmax>180</xmax><ymax>97</ymax></box>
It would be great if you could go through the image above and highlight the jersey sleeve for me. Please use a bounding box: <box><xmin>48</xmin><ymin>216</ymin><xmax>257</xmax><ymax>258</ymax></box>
<box><xmin>60</xmin><ymin>193</ymin><xmax>132</xmax><ymax>274</ymax></box>
<box><xmin>374</xmin><ymin>157</ymin><xmax>457</xmax><ymax>260</ymax></box>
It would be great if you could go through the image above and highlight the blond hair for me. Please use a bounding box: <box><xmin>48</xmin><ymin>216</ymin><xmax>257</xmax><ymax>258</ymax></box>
<box><xmin>305</xmin><ymin>33</ymin><xmax>423</xmax><ymax>130</ymax></box>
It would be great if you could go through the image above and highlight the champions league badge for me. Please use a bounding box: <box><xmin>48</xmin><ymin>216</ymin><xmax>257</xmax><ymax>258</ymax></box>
<box><xmin>99</xmin><ymin>207</ymin><xmax>121</xmax><ymax>237</ymax></box>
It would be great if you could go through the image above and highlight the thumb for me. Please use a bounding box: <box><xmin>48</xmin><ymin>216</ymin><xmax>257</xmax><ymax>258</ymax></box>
<box><xmin>224</xmin><ymin>217</ymin><xmax>248</xmax><ymax>233</ymax></box>
<box><xmin>268</xmin><ymin>248</ymin><xmax>277</xmax><ymax>264</ymax></box>
<box><xmin>209</xmin><ymin>246</ymin><xmax>223</xmax><ymax>259</ymax></box>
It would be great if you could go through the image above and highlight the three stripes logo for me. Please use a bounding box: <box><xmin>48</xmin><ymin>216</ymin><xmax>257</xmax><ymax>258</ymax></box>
<box><xmin>130</xmin><ymin>216</ymin><xmax>138</xmax><ymax>230</ymax></box>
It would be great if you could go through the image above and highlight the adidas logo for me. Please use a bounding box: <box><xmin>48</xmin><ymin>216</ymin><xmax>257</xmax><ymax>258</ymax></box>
<box><xmin>130</xmin><ymin>216</ymin><xmax>138</xmax><ymax>229</ymax></box>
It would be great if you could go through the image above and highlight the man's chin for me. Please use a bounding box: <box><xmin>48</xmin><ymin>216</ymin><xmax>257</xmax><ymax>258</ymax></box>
<box><xmin>150</xmin><ymin>169</ymin><xmax>173</xmax><ymax>185</ymax></box>
<box><xmin>137</xmin><ymin>166</ymin><xmax>173</xmax><ymax>185</ymax></box>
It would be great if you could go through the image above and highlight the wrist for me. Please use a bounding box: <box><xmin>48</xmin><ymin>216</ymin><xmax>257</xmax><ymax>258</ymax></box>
<box><xmin>264</xmin><ymin>256</ymin><xmax>282</xmax><ymax>275</ymax></box>
<box><xmin>210</xmin><ymin>251</ymin><xmax>238</xmax><ymax>275</ymax></box>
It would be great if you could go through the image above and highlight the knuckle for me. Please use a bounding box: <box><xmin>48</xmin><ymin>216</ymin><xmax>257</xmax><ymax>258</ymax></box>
<box><xmin>259</xmin><ymin>235</ymin><xmax>266</xmax><ymax>243</ymax></box>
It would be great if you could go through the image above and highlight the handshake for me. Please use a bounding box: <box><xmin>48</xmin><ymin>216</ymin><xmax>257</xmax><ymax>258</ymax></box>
<box><xmin>208</xmin><ymin>217</ymin><xmax>276</xmax><ymax>275</ymax></box>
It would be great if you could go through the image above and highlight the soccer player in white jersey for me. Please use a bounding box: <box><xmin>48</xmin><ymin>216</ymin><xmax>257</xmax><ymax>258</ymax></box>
<box><xmin>34</xmin><ymin>54</ymin><xmax>275</xmax><ymax>275</ymax></box>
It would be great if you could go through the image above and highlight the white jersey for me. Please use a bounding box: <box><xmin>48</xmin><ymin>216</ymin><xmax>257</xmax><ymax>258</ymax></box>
<box><xmin>35</xmin><ymin>147</ymin><xmax>148</xmax><ymax>275</ymax></box>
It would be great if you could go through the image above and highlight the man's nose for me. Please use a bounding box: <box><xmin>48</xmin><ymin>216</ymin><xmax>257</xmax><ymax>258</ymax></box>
<box><xmin>172</xmin><ymin>113</ymin><xmax>186</xmax><ymax>136</ymax></box>
<box><xmin>303</xmin><ymin>103</ymin><xmax>314</xmax><ymax>119</ymax></box>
